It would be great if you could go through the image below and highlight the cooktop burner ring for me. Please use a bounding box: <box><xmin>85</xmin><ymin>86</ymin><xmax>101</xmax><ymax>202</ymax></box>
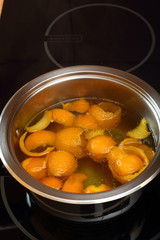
<box><xmin>0</xmin><ymin>177</ymin><xmax>38</xmax><ymax>240</ymax></box>
<box><xmin>44</xmin><ymin>3</ymin><xmax>155</xmax><ymax>72</ymax></box>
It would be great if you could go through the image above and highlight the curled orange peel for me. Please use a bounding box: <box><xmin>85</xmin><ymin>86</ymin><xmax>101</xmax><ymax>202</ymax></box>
<box><xmin>26</xmin><ymin>110</ymin><xmax>52</xmax><ymax>132</ymax></box>
<box><xmin>120</xmin><ymin>137</ymin><xmax>154</xmax><ymax>162</ymax></box>
<box><xmin>108</xmin><ymin>145</ymin><xmax>149</xmax><ymax>184</ymax></box>
<box><xmin>88</xmin><ymin>102</ymin><xmax>121</xmax><ymax>129</ymax></box>
<box><xmin>19</xmin><ymin>132</ymin><xmax>55</xmax><ymax>157</ymax></box>
<box><xmin>127</xmin><ymin>118</ymin><xmax>151</xmax><ymax>139</ymax></box>
<box><xmin>119</xmin><ymin>138</ymin><xmax>142</xmax><ymax>146</ymax></box>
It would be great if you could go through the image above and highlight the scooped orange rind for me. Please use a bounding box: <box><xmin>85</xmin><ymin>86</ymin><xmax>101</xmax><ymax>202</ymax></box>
<box><xmin>62</xmin><ymin>173</ymin><xmax>88</xmax><ymax>193</ymax></box>
<box><xmin>86</xmin><ymin>135</ymin><xmax>117</xmax><ymax>162</ymax></box>
<box><xmin>107</xmin><ymin>145</ymin><xmax>149</xmax><ymax>184</ymax></box>
<box><xmin>55</xmin><ymin>127</ymin><xmax>87</xmax><ymax>159</ymax></box>
<box><xmin>88</xmin><ymin>102</ymin><xmax>121</xmax><ymax>129</ymax></box>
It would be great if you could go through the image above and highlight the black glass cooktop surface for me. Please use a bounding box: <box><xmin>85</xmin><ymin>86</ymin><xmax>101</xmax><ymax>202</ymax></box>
<box><xmin>0</xmin><ymin>0</ymin><xmax>160</xmax><ymax>239</ymax></box>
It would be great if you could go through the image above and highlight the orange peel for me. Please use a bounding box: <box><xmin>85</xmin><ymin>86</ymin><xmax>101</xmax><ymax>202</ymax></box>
<box><xmin>62</xmin><ymin>99</ymin><xmax>90</xmax><ymax>113</ymax></box>
<box><xmin>19</xmin><ymin>132</ymin><xmax>55</xmax><ymax>157</ymax></box>
<box><xmin>26</xmin><ymin>110</ymin><xmax>52</xmax><ymax>132</ymax></box>
<box><xmin>62</xmin><ymin>173</ymin><xmax>88</xmax><ymax>193</ymax></box>
<box><xmin>120</xmin><ymin>138</ymin><xmax>142</xmax><ymax>146</ymax></box>
<box><xmin>74</xmin><ymin>114</ymin><xmax>99</xmax><ymax>129</ymax></box>
<box><xmin>55</xmin><ymin>127</ymin><xmax>87</xmax><ymax>159</ymax></box>
<box><xmin>24</xmin><ymin>130</ymin><xmax>56</xmax><ymax>151</ymax></box>
<box><xmin>108</xmin><ymin>145</ymin><xmax>149</xmax><ymax>184</ymax></box>
<box><xmin>84</xmin><ymin>184</ymin><xmax>111</xmax><ymax>193</ymax></box>
<box><xmin>51</xmin><ymin>108</ymin><xmax>75</xmax><ymax>127</ymax></box>
<box><xmin>40</xmin><ymin>176</ymin><xmax>63</xmax><ymax>190</ymax></box>
<box><xmin>21</xmin><ymin>157</ymin><xmax>47</xmax><ymax>180</ymax></box>
<box><xmin>120</xmin><ymin>137</ymin><xmax>154</xmax><ymax>162</ymax></box>
<box><xmin>88</xmin><ymin>102</ymin><xmax>121</xmax><ymax>129</ymax></box>
<box><xmin>47</xmin><ymin>150</ymin><xmax>78</xmax><ymax>177</ymax></box>
<box><xmin>86</xmin><ymin>135</ymin><xmax>117</xmax><ymax>162</ymax></box>
<box><xmin>127</xmin><ymin>118</ymin><xmax>150</xmax><ymax>139</ymax></box>
<box><xmin>84</xmin><ymin>129</ymin><xmax>105</xmax><ymax>140</ymax></box>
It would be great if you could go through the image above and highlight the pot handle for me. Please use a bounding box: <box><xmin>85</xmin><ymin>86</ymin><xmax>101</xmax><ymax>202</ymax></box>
<box><xmin>0</xmin><ymin>161</ymin><xmax>11</xmax><ymax>176</ymax></box>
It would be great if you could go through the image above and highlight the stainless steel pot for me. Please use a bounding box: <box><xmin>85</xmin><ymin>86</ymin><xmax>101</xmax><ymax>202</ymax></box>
<box><xmin>0</xmin><ymin>65</ymin><xmax>160</xmax><ymax>222</ymax></box>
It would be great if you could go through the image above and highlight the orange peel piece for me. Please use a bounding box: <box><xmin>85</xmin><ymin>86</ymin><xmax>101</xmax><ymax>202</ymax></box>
<box><xmin>26</xmin><ymin>110</ymin><xmax>52</xmax><ymax>132</ymax></box>
<box><xmin>88</xmin><ymin>102</ymin><xmax>121</xmax><ymax>129</ymax></box>
<box><xmin>19</xmin><ymin>132</ymin><xmax>55</xmax><ymax>157</ymax></box>
<box><xmin>24</xmin><ymin>130</ymin><xmax>56</xmax><ymax>151</ymax></box>
<box><xmin>21</xmin><ymin>157</ymin><xmax>47</xmax><ymax>180</ymax></box>
<box><xmin>74</xmin><ymin>114</ymin><xmax>99</xmax><ymax>129</ymax></box>
<box><xmin>40</xmin><ymin>176</ymin><xmax>63</xmax><ymax>190</ymax></box>
<box><xmin>62</xmin><ymin>173</ymin><xmax>88</xmax><ymax>193</ymax></box>
<box><xmin>47</xmin><ymin>150</ymin><xmax>78</xmax><ymax>177</ymax></box>
<box><xmin>84</xmin><ymin>184</ymin><xmax>111</xmax><ymax>193</ymax></box>
<box><xmin>62</xmin><ymin>99</ymin><xmax>90</xmax><ymax>113</ymax></box>
<box><xmin>86</xmin><ymin>135</ymin><xmax>117</xmax><ymax>162</ymax></box>
<box><xmin>127</xmin><ymin>118</ymin><xmax>150</xmax><ymax>139</ymax></box>
<box><xmin>51</xmin><ymin>108</ymin><xmax>75</xmax><ymax>127</ymax></box>
<box><xmin>55</xmin><ymin>127</ymin><xmax>87</xmax><ymax>159</ymax></box>
<box><xmin>84</xmin><ymin>129</ymin><xmax>105</xmax><ymax>140</ymax></box>
<box><xmin>108</xmin><ymin>145</ymin><xmax>149</xmax><ymax>184</ymax></box>
<box><xmin>120</xmin><ymin>138</ymin><xmax>142</xmax><ymax>146</ymax></box>
<box><xmin>120</xmin><ymin>137</ymin><xmax>154</xmax><ymax>162</ymax></box>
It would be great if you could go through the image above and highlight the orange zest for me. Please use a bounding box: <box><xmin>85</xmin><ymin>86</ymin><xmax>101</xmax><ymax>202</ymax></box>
<box><xmin>47</xmin><ymin>150</ymin><xmax>78</xmax><ymax>177</ymax></box>
<box><xmin>62</xmin><ymin>99</ymin><xmax>90</xmax><ymax>113</ymax></box>
<box><xmin>51</xmin><ymin>108</ymin><xmax>75</xmax><ymax>127</ymax></box>
<box><xmin>26</xmin><ymin>110</ymin><xmax>52</xmax><ymax>132</ymax></box>
<box><xmin>19</xmin><ymin>132</ymin><xmax>55</xmax><ymax>157</ymax></box>
<box><xmin>62</xmin><ymin>173</ymin><xmax>88</xmax><ymax>193</ymax></box>
<box><xmin>24</xmin><ymin>130</ymin><xmax>56</xmax><ymax>151</ymax></box>
<box><xmin>21</xmin><ymin>157</ymin><xmax>47</xmax><ymax>180</ymax></box>
<box><xmin>40</xmin><ymin>176</ymin><xmax>63</xmax><ymax>189</ymax></box>
<box><xmin>84</xmin><ymin>184</ymin><xmax>111</xmax><ymax>193</ymax></box>
<box><xmin>88</xmin><ymin>102</ymin><xmax>121</xmax><ymax>129</ymax></box>
<box><xmin>86</xmin><ymin>135</ymin><xmax>117</xmax><ymax>162</ymax></box>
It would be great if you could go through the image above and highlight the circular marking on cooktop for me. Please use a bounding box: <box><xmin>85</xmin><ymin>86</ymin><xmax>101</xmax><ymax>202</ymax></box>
<box><xmin>0</xmin><ymin>177</ymin><xmax>38</xmax><ymax>240</ymax></box>
<box><xmin>44</xmin><ymin>3</ymin><xmax>155</xmax><ymax>72</ymax></box>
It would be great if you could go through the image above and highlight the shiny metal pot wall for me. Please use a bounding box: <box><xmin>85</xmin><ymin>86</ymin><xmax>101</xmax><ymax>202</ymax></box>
<box><xmin>0</xmin><ymin>66</ymin><xmax>160</xmax><ymax>222</ymax></box>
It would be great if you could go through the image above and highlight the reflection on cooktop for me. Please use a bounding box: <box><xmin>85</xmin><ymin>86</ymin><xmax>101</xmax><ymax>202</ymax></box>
<box><xmin>44</xmin><ymin>3</ymin><xmax>155</xmax><ymax>72</ymax></box>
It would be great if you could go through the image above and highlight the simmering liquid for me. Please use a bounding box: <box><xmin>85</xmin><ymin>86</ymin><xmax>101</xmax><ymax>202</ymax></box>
<box><xmin>16</xmin><ymin>98</ymin><xmax>155</xmax><ymax>190</ymax></box>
